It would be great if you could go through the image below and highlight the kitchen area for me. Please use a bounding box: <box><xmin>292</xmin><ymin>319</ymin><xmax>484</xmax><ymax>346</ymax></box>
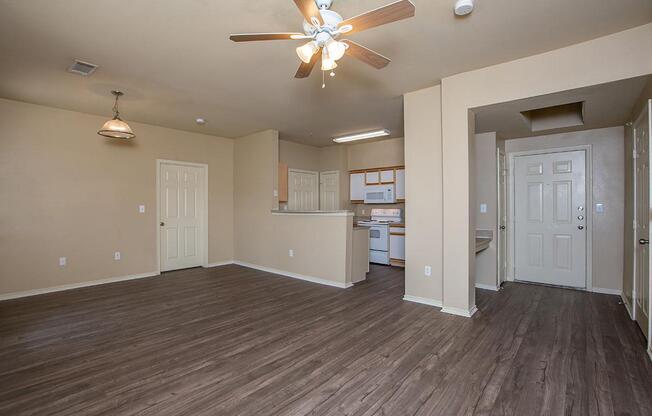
<box><xmin>277</xmin><ymin>136</ymin><xmax>406</xmax><ymax>282</ymax></box>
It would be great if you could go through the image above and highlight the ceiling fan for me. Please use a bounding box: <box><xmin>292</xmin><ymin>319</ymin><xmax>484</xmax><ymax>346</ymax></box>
<box><xmin>229</xmin><ymin>0</ymin><xmax>416</xmax><ymax>79</ymax></box>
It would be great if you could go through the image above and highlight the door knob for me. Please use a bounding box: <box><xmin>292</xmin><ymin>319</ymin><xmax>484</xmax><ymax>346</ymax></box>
<box><xmin>578</xmin><ymin>225</ymin><xmax>584</xmax><ymax>230</ymax></box>
<box><xmin>160</xmin><ymin>222</ymin><xmax>165</xmax><ymax>226</ymax></box>
<box><xmin>500</xmin><ymin>225</ymin><xmax>506</xmax><ymax>230</ymax></box>
<box><xmin>640</xmin><ymin>239</ymin><xmax>649</xmax><ymax>245</ymax></box>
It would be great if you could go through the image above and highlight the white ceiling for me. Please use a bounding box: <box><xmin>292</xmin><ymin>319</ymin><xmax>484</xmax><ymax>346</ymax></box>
<box><xmin>1</xmin><ymin>0</ymin><xmax>651</xmax><ymax>146</ymax></box>
<box><xmin>475</xmin><ymin>75</ymin><xmax>651</xmax><ymax>139</ymax></box>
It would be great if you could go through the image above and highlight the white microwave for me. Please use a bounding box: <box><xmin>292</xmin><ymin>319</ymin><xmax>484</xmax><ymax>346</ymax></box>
<box><xmin>364</xmin><ymin>184</ymin><xmax>396</xmax><ymax>204</ymax></box>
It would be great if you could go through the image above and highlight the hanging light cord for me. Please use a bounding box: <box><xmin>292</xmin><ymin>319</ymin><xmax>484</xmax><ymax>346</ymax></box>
<box><xmin>112</xmin><ymin>94</ymin><xmax>121</xmax><ymax>119</ymax></box>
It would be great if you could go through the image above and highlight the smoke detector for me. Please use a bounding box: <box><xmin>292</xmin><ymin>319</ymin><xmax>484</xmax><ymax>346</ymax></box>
<box><xmin>68</xmin><ymin>59</ymin><xmax>98</xmax><ymax>76</ymax></box>
<box><xmin>454</xmin><ymin>0</ymin><xmax>474</xmax><ymax>16</ymax></box>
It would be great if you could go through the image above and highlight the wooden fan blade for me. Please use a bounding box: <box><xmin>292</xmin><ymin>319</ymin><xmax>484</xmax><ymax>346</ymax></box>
<box><xmin>295</xmin><ymin>50</ymin><xmax>322</xmax><ymax>78</ymax></box>
<box><xmin>342</xmin><ymin>40</ymin><xmax>390</xmax><ymax>69</ymax></box>
<box><xmin>292</xmin><ymin>0</ymin><xmax>324</xmax><ymax>25</ymax></box>
<box><xmin>230</xmin><ymin>33</ymin><xmax>303</xmax><ymax>42</ymax></box>
<box><xmin>340</xmin><ymin>0</ymin><xmax>415</xmax><ymax>34</ymax></box>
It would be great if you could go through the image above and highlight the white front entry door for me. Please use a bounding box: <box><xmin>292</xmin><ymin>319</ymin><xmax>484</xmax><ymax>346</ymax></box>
<box><xmin>634</xmin><ymin>100</ymin><xmax>651</xmax><ymax>340</ymax></box>
<box><xmin>514</xmin><ymin>150</ymin><xmax>587</xmax><ymax>288</ymax></box>
<box><xmin>288</xmin><ymin>169</ymin><xmax>319</xmax><ymax>211</ymax></box>
<box><xmin>159</xmin><ymin>162</ymin><xmax>206</xmax><ymax>272</ymax></box>
<box><xmin>320</xmin><ymin>171</ymin><xmax>339</xmax><ymax>211</ymax></box>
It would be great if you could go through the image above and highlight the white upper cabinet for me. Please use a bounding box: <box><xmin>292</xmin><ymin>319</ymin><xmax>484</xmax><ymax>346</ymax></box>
<box><xmin>395</xmin><ymin>168</ymin><xmax>405</xmax><ymax>201</ymax></box>
<box><xmin>365</xmin><ymin>171</ymin><xmax>380</xmax><ymax>184</ymax></box>
<box><xmin>350</xmin><ymin>173</ymin><xmax>365</xmax><ymax>201</ymax></box>
<box><xmin>380</xmin><ymin>169</ymin><xmax>394</xmax><ymax>183</ymax></box>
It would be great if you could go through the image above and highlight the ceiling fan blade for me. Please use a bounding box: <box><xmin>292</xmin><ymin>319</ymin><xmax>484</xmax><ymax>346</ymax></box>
<box><xmin>340</xmin><ymin>0</ymin><xmax>415</xmax><ymax>35</ymax></box>
<box><xmin>295</xmin><ymin>50</ymin><xmax>322</xmax><ymax>78</ymax></box>
<box><xmin>230</xmin><ymin>33</ymin><xmax>304</xmax><ymax>42</ymax></box>
<box><xmin>342</xmin><ymin>40</ymin><xmax>390</xmax><ymax>69</ymax></box>
<box><xmin>292</xmin><ymin>0</ymin><xmax>324</xmax><ymax>25</ymax></box>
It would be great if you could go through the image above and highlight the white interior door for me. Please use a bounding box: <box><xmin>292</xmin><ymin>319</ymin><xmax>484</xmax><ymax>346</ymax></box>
<box><xmin>159</xmin><ymin>162</ymin><xmax>206</xmax><ymax>272</ymax></box>
<box><xmin>497</xmin><ymin>149</ymin><xmax>507</xmax><ymax>285</ymax></box>
<box><xmin>288</xmin><ymin>169</ymin><xmax>319</xmax><ymax>211</ymax></box>
<box><xmin>320</xmin><ymin>171</ymin><xmax>339</xmax><ymax>211</ymax></box>
<box><xmin>634</xmin><ymin>100</ymin><xmax>651</xmax><ymax>340</ymax></box>
<box><xmin>514</xmin><ymin>150</ymin><xmax>587</xmax><ymax>288</ymax></box>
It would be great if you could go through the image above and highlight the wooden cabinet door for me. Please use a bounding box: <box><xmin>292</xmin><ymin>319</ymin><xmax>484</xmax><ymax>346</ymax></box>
<box><xmin>278</xmin><ymin>163</ymin><xmax>288</xmax><ymax>203</ymax></box>
<box><xmin>350</xmin><ymin>173</ymin><xmax>365</xmax><ymax>202</ymax></box>
<box><xmin>365</xmin><ymin>171</ymin><xmax>380</xmax><ymax>184</ymax></box>
<box><xmin>395</xmin><ymin>169</ymin><xmax>405</xmax><ymax>201</ymax></box>
<box><xmin>380</xmin><ymin>169</ymin><xmax>394</xmax><ymax>183</ymax></box>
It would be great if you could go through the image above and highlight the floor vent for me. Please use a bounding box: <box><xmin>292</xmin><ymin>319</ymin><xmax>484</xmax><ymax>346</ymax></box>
<box><xmin>68</xmin><ymin>59</ymin><xmax>98</xmax><ymax>76</ymax></box>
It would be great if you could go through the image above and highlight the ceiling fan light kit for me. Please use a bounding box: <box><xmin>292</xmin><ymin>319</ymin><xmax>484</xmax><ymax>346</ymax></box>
<box><xmin>230</xmin><ymin>0</ymin><xmax>415</xmax><ymax>83</ymax></box>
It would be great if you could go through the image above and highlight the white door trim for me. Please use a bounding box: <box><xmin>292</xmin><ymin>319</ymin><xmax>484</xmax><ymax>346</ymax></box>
<box><xmin>496</xmin><ymin>147</ymin><xmax>506</xmax><ymax>288</ymax></box>
<box><xmin>156</xmin><ymin>159</ymin><xmax>209</xmax><ymax>274</ymax></box>
<box><xmin>507</xmin><ymin>145</ymin><xmax>593</xmax><ymax>291</ymax></box>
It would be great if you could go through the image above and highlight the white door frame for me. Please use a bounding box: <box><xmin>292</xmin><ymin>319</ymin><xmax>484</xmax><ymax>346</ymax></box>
<box><xmin>320</xmin><ymin>170</ymin><xmax>340</xmax><ymax>210</ymax></box>
<box><xmin>156</xmin><ymin>159</ymin><xmax>209</xmax><ymax>274</ymax></box>
<box><xmin>507</xmin><ymin>145</ymin><xmax>593</xmax><ymax>291</ymax></box>
<box><xmin>496</xmin><ymin>147</ymin><xmax>506</xmax><ymax>288</ymax></box>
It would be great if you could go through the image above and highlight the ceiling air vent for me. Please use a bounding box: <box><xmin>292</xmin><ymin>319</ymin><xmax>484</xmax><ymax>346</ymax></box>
<box><xmin>520</xmin><ymin>101</ymin><xmax>585</xmax><ymax>132</ymax></box>
<box><xmin>68</xmin><ymin>59</ymin><xmax>98</xmax><ymax>76</ymax></box>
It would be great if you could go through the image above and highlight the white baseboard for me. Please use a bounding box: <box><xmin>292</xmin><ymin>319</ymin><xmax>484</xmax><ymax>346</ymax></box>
<box><xmin>0</xmin><ymin>271</ymin><xmax>160</xmax><ymax>301</ymax></box>
<box><xmin>403</xmin><ymin>295</ymin><xmax>443</xmax><ymax>308</ymax></box>
<box><xmin>441</xmin><ymin>305</ymin><xmax>479</xmax><ymax>318</ymax></box>
<box><xmin>621</xmin><ymin>294</ymin><xmax>635</xmax><ymax>320</ymax></box>
<box><xmin>475</xmin><ymin>283</ymin><xmax>500</xmax><ymax>291</ymax></box>
<box><xmin>233</xmin><ymin>261</ymin><xmax>352</xmax><ymax>289</ymax></box>
<box><xmin>591</xmin><ymin>287</ymin><xmax>622</xmax><ymax>296</ymax></box>
<box><xmin>203</xmin><ymin>261</ymin><xmax>234</xmax><ymax>268</ymax></box>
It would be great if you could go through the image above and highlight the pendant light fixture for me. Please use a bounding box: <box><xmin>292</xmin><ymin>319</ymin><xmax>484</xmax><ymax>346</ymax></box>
<box><xmin>97</xmin><ymin>90</ymin><xmax>135</xmax><ymax>139</ymax></box>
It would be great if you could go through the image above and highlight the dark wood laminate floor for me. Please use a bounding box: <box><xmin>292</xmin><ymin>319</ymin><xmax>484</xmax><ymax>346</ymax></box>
<box><xmin>1</xmin><ymin>265</ymin><xmax>651</xmax><ymax>416</ymax></box>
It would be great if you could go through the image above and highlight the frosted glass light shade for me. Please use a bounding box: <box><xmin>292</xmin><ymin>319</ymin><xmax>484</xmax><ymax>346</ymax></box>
<box><xmin>98</xmin><ymin>117</ymin><xmax>135</xmax><ymax>139</ymax></box>
<box><xmin>326</xmin><ymin>40</ymin><xmax>346</xmax><ymax>61</ymax></box>
<box><xmin>296</xmin><ymin>41</ymin><xmax>319</xmax><ymax>64</ymax></box>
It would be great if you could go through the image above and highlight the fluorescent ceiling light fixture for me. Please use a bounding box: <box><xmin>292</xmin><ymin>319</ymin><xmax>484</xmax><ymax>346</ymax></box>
<box><xmin>333</xmin><ymin>129</ymin><xmax>390</xmax><ymax>143</ymax></box>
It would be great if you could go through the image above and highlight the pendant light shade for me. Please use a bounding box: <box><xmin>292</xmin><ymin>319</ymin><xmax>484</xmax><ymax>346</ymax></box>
<box><xmin>98</xmin><ymin>91</ymin><xmax>135</xmax><ymax>139</ymax></box>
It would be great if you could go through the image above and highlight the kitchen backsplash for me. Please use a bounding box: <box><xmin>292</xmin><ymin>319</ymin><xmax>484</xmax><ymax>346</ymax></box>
<box><xmin>353</xmin><ymin>203</ymin><xmax>405</xmax><ymax>219</ymax></box>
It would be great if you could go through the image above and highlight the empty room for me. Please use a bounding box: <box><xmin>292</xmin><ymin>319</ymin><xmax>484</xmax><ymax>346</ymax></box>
<box><xmin>1</xmin><ymin>1</ymin><xmax>652</xmax><ymax>415</ymax></box>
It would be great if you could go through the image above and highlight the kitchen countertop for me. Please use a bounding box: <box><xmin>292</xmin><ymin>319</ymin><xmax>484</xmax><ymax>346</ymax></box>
<box><xmin>272</xmin><ymin>210</ymin><xmax>353</xmax><ymax>216</ymax></box>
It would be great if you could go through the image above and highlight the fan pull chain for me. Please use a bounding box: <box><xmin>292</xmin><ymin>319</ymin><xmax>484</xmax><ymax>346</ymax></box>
<box><xmin>322</xmin><ymin>70</ymin><xmax>326</xmax><ymax>89</ymax></box>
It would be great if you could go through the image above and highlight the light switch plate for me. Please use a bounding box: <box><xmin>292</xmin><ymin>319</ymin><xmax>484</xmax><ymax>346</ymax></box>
<box><xmin>480</xmin><ymin>203</ymin><xmax>488</xmax><ymax>213</ymax></box>
<box><xmin>273</xmin><ymin>190</ymin><xmax>278</xmax><ymax>197</ymax></box>
<box><xmin>595</xmin><ymin>203</ymin><xmax>605</xmax><ymax>213</ymax></box>
<box><xmin>289</xmin><ymin>249</ymin><xmax>294</xmax><ymax>258</ymax></box>
<box><xmin>139</xmin><ymin>205</ymin><xmax>146</xmax><ymax>213</ymax></box>
<box><xmin>114</xmin><ymin>251</ymin><xmax>121</xmax><ymax>261</ymax></box>
<box><xmin>424</xmin><ymin>265</ymin><xmax>432</xmax><ymax>277</ymax></box>
<box><xmin>59</xmin><ymin>257</ymin><xmax>67</xmax><ymax>266</ymax></box>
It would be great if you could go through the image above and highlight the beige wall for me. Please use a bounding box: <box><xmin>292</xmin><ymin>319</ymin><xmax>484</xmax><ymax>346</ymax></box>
<box><xmin>436</xmin><ymin>23</ymin><xmax>652</xmax><ymax>313</ymax></box>
<box><xmin>234</xmin><ymin>130</ymin><xmax>355</xmax><ymax>286</ymax></box>
<box><xmin>347</xmin><ymin>137</ymin><xmax>404</xmax><ymax>171</ymax></box>
<box><xmin>505</xmin><ymin>126</ymin><xmax>625</xmax><ymax>292</ymax></box>
<box><xmin>474</xmin><ymin>132</ymin><xmax>498</xmax><ymax>288</ymax></box>
<box><xmin>403</xmin><ymin>86</ymin><xmax>443</xmax><ymax>303</ymax></box>
<box><xmin>279</xmin><ymin>139</ymin><xmax>321</xmax><ymax>172</ymax></box>
<box><xmin>624</xmin><ymin>76</ymin><xmax>652</xmax><ymax>304</ymax></box>
<box><xmin>0</xmin><ymin>98</ymin><xmax>234</xmax><ymax>295</ymax></box>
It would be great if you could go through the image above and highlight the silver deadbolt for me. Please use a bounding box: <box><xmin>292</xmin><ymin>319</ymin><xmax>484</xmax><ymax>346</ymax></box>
<box><xmin>500</xmin><ymin>225</ymin><xmax>506</xmax><ymax>230</ymax></box>
<box><xmin>578</xmin><ymin>206</ymin><xmax>584</xmax><ymax>212</ymax></box>
<box><xmin>577</xmin><ymin>215</ymin><xmax>584</xmax><ymax>221</ymax></box>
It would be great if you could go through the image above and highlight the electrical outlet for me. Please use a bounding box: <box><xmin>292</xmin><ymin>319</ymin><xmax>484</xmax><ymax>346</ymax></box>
<box><xmin>480</xmin><ymin>203</ymin><xmax>487</xmax><ymax>213</ymax></box>
<box><xmin>59</xmin><ymin>257</ymin><xmax>67</xmax><ymax>266</ymax></box>
<box><xmin>273</xmin><ymin>190</ymin><xmax>279</xmax><ymax>197</ymax></box>
<box><xmin>289</xmin><ymin>249</ymin><xmax>294</xmax><ymax>258</ymax></box>
<box><xmin>114</xmin><ymin>251</ymin><xmax>121</xmax><ymax>261</ymax></box>
<box><xmin>424</xmin><ymin>265</ymin><xmax>432</xmax><ymax>277</ymax></box>
<box><xmin>139</xmin><ymin>205</ymin><xmax>146</xmax><ymax>213</ymax></box>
